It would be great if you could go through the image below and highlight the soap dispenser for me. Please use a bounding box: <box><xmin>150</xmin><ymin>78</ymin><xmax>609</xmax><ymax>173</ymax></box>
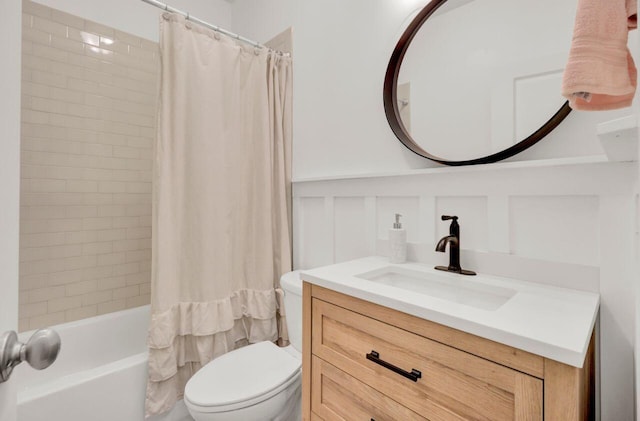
<box><xmin>389</xmin><ymin>213</ymin><xmax>407</xmax><ymax>263</ymax></box>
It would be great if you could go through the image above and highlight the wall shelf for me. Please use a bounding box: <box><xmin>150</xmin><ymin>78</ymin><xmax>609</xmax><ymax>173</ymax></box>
<box><xmin>597</xmin><ymin>115</ymin><xmax>639</xmax><ymax>162</ymax></box>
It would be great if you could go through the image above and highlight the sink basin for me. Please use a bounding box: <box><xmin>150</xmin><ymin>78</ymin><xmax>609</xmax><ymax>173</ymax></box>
<box><xmin>356</xmin><ymin>266</ymin><xmax>516</xmax><ymax>311</ymax></box>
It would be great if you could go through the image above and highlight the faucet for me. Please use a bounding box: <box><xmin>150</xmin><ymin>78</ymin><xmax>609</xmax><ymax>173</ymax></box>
<box><xmin>435</xmin><ymin>215</ymin><xmax>476</xmax><ymax>276</ymax></box>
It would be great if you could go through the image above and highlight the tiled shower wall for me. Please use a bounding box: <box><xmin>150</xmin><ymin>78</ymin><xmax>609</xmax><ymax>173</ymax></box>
<box><xmin>19</xmin><ymin>1</ymin><xmax>158</xmax><ymax>331</ymax></box>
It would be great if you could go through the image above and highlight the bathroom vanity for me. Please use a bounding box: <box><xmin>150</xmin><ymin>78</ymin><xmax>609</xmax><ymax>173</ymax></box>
<box><xmin>300</xmin><ymin>257</ymin><xmax>599</xmax><ymax>421</ymax></box>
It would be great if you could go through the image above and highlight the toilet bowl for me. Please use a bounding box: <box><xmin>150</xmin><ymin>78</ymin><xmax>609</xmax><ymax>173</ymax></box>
<box><xmin>185</xmin><ymin>271</ymin><xmax>303</xmax><ymax>421</ymax></box>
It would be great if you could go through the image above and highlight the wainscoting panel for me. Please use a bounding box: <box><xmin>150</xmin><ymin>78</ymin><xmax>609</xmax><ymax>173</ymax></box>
<box><xmin>510</xmin><ymin>195</ymin><xmax>600</xmax><ymax>266</ymax></box>
<box><xmin>435</xmin><ymin>196</ymin><xmax>489</xmax><ymax>252</ymax></box>
<box><xmin>334</xmin><ymin>197</ymin><xmax>369</xmax><ymax>263</ymax></box>
<box><xmin>293</xmin><ymin>158</ymin><xmax>638</xmax><ymax>421</ymax></box>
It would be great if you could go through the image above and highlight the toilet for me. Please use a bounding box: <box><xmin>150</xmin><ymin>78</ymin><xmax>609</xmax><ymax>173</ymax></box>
<box><xmin>184</xmin><ymin>271</ymin><xmax>303</xmax><ymax>421</ymax></box>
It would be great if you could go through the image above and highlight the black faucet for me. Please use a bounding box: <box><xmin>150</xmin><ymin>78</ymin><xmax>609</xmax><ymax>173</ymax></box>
<box><xmin>435</xmin><ymin>215</ymin><xmax>476</xmax><ymax>276</ymax></box>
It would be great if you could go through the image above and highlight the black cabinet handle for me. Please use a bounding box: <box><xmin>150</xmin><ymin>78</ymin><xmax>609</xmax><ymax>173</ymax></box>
<box><xmin>365</xmin><ymin>350</ymin><xmax>422</xmax><ymax>382</ymax></box>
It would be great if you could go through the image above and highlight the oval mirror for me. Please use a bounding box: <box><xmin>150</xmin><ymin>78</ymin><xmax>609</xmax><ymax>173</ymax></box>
<box><xmin>384</xmin><ymin>0</ymin><xmax>576</xmax><ymax>166</ymax></box>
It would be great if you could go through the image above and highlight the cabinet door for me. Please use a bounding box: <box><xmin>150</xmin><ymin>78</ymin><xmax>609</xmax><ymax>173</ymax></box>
<box><xmin>312</xmin><ymin>298</ymin><xmax>543</xmax><ymax>420</ymax></box>
<box><xmin>312</xmin><ymin>356</ymin><xmax>428</xmax><ymax>421</ymax></box>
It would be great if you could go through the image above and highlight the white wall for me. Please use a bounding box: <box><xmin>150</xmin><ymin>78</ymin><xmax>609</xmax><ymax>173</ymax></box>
<box><xmin>32</xmin><ymin>0</ymin><xmax>232</xmax><ymax>41</ymax></box>
<box><xmin>231</xmin><ymin>0</ymin><xmax>640</xmax><ymax>419</ymax></box>
<box><xmin>0</xmin><ymin>0</ymin><xmax>22</xmax><ymax>419</ymax></box>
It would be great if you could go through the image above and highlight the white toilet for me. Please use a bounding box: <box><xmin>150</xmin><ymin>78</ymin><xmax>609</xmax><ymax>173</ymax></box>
<box><xmin>184</xmin><ymin>271</ymin><xmax>303</xmax><ymax>421</ymax></box>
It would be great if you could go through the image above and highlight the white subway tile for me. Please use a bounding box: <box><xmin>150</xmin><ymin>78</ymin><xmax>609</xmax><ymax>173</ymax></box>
<box><xmin>113</xmin><ymin>285</ymin><xmax>139</xmax><ymax>300</ymax></box>
<box><xmin>22</xmin><ymin>110</ymin><xmax>50</xmax><ymax>125</ymax></box>
<box><xmin>85</xmin><ymin>94</ymin><xmax>113</xmax><ymax>109</ymax></box>
<box><xmin>82</xmin><ymin>217</ymin><xmax>112</xmax><ymax>230</ymax></box>
<box><xmin>97</xmin><ymin>229</ymin><xmax>126</xmax><ymax>242</ymax></box>
<box><xmin>97</xmin><ymin>299</ymin><xmax>126</xmax><ymax>315</ymax></box>
<box><xmin>29</xmin><ymin>312</ymin><xmax>65</xmax><ymax>331</ymax></box>
<box><xmin>98</xmin><ymin>181</ymin><xmax>126</xmax><ymax>193</ymax></box>
<box><xmin>66</xmin><ymin>205</ymin><xmax>98</xmax><ymax>218</ymax></box>
<box><xmin>22</xmin><ymin>13</ymin><xmax>33</xmax><ymax>29</ymax></box>
<box><xmin>63</xmin><ymin>255</ymin><xmax>97</xmax><ymax>271</ymax></box>
<box><xmin>32</xmin><ymin>16</ymin><xmax>67</xmax><ymax>37</ymax></box>
<box><xmin>65</xmin><ymin>305</ymin><xmax>97</xmax><ymax>322</ymax></box>
<box><xmin>66</xmin><ymin>279</ymin><xmax>97</xmax><ymax>296</ymax></box>
<box><xmin>82</xmin><ymin>193</ymin><xmax>113</xmax><ymax>205</ymax></box>
<box><xmin>126</xmin><ymin>204</ymin><xmax>151</xmax><ymax>217</ymax></box>
<box><xmin>23</xmin><ymin>1</ymin><xmax>52</xmax><ymax>19</ymax></box>
<box><xmin>113</xmin><ymin>216</ymin><xmax>138</xmax><ymax>228</ymax></box>
<box><xmin>126</xmin><ymin>294</ymin><xmax>150</xmax><ymax>309</ymax></box>
<box><xmin>67</xmin><ymin>103</ymin><xmax>98</xmax><ymax>119</ymax></box>
<box><xmin>67</xmin><ymin>27</ymin><xmax>99</xmax><ymax>47</ymax></box>
<box><xmin>22</xmin><ymin>192</ymin><xmax>84</xmax><ymax>207</ymax></box>
<box><xmin>114</xmin><ymin>30</ymin><xmax>141</xmax><ymax>47</ymax></box>
<box><xmin>97</xmin><ymin>132</ymin><xmax>128</xmax><ymax>146</ymax></box>
<box><xmin>82</xmin><ymin>265</ymin><xmax>113</xmax><ymax>281</ymax></box>
<box><xmin>97</xmin><ymin>252</ymin><xmax>125</xmax><ymax>266</ymax></box>
<box><xmin>113</xmin><ymin>146</ymin><xmax>140</xmax><ymax>159</ymax></box>
<box><xmin>23</xmin><ymin>27</ymin><xmax>51</xmax><ymax>46</ymax></box>
<box><xmin>125</xmin><ymin>249</ymin><xmax>151</xmax><ymax>263</ymax></box>
<box><xmin>84</xmin><ymin>21</ymin><xmax>115</xmax><ymax>38</ymax></box>
<box><xmin>113</xmin><ymin>262</ymin><xmax>139</xmax><ymax>276</ymax></box>
<box><xmin>27</xmin><ymin>286</ymin><xmax>66</xmax><ymax>303</ymax></box>
<box><xmin>20</xmin><ymin>218</ymin><xmax>82</xmax><ymax>234</ymax></box>
<box><xmin>84</xmin><ymin>46</ymin><xmax>114</xmax><ymax>61</ymax></box>
<box><xmin>23</xmin><ymin>178</ymin><xmax>66</xmax><ymax>193</ymax></box>
<box><xmin>51</xmin><ymin>35</ymin><xmax>85</xmax><ymax>55</ymax></box>
<box><xmin>50</xmin><ymin>9</ymin><xmax>84</xmax><ymax>30</ymax></box>
<box><xmin>139</xmin><ymin>283</ymin><xmax>151</xmax><ymax>295</ymax></box>
<box><xmin>97</xmin><ymin>205</ymin><xmax>126</xmax><ymax>217</ymax></box>
<box><xmin>31</xmin><ymin>43</ymin><xmax>69</xmax><ymax>63</ymax></box>
<box><xmin>48</xmin><ymin>296</ymin><xmax>82</xmax><ymax>312</ymax></box>
<box><xmin>83</xmin><ymin>168</ymin><xmax>113</xmax><ymax>181</ymax></box>
<box><xmin>68</xmin><ymin>52</ymin><xmax>101</xmax><ymax>71</ymax></box>
<box><xmin>32</xmin><ymin>69</ymin><xmax>67</xmax><ymax>88</ymax></box>
<box><xmin>66</xmin><ymin>180</ymin><xmax>98</xmax><ymax>193</ymax></box>
<box><xmin>20</xmin><ymin>273</ymin><xmax>49</xmax><ymax>291</ymax></box>
<box><xmin>138</xmin><ymin>215</ymin><xmax>151</xmax><ymax>227</ymax></box>
<box><xmin>22</xmin><ymin>232</ymin><xmax>66</xmax><ymax>248</ymax></box>
<box><xmin>82</xmin><ymin>290</ymin><xmax>113</xmax><ymax>306</ymax></box>
<box><xmin>19</xmin><ymin>302</ymin><xmax>48</xmax><ymax>319</ymax></box>
<box><xmin>128</xmin><ymin>45</ymin><xmax>154</xmax><ymax>61</ymax></box>
<box><xmin>84</xmin><ymin>143</ymin><xmax>113</xmax><ymax>157</ymax></box>
<box><xmin>22</xmin><ymin>40</ymin><xmax>34</xmax><ymax>55</ymax></box>
<box><xmin>112</xmin><ymin>238</ymin><xmax>146</xmax><ymax>252</ymax></box>
<box><xmin>82</xmin><ymin>242</ymin><xmax>113</xmax><ymax>255</ymax></box>
<box><xmin>125</xmin><ymin>271</ymin><xmax>150</xmax><ymax>286</ymax></box>
<box><xmin>49</xmin><ymin>269</ymin><xmax>83</xmax><ymax>286</ymax></box>
<box><xmin>96</xmin><ymin>277</ymin><xmax>126</xmax><ymax>291</ymax></box>
<box><xmin>22</xmin><ymin>206</ymin><xmax>67</xmax><ymax>220</ymax></box>
<box><xmin>126</xmin><ymin>226</ymin><xmax>151</xmax><ymax>240</ymax></box>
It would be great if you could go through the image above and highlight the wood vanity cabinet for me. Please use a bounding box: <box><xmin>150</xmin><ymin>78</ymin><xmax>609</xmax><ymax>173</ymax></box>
<box><xmin>302</xmin><ymin>283</ymin><xmax>595</xmax><ymax>421</ymax></box>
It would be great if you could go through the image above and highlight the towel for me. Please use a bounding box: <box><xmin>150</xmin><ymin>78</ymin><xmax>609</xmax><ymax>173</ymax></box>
<box><xmin>561</xmin><ymin>0</ymin><xmax>638</xmax><ymax>111</ymax></box>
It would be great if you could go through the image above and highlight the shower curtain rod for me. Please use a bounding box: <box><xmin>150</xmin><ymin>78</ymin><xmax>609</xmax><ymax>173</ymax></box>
<box><xmin>140</xmin><ymin>0</ymin><xmax>290</xmax><ymax>56</ymax></box>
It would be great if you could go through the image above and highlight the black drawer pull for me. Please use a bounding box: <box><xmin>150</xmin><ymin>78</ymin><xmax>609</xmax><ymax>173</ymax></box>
<box><xmin>366</xmin><ymin>350</ymin><xmax>422</xmax><ymax>382</ymax></box>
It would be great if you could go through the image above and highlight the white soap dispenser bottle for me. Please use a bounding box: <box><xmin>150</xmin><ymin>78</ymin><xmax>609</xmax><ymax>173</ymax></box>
<box><xmin>389</xmin><ymin>213</ymin><xmax>407</xmax><ymax>263</ymax></box>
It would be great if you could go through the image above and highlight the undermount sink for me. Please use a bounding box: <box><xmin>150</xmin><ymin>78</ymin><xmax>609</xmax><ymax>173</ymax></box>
<box><xmin>356</xmin><ymin>266</ymin><xmax>516</xmax><ymax>311</ymax></box>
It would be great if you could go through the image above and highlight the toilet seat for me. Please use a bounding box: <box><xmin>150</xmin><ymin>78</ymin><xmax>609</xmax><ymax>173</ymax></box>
<box><xmin>184</xmin><ymin>341</ymin><xmax>301</xmax><ymax>414</ymax></box>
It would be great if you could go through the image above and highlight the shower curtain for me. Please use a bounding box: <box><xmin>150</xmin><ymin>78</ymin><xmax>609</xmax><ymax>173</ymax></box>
<box><xmin>146</xmin><ymin>13</ymin><xmax>293</xmax><ymax>417</ymax></box>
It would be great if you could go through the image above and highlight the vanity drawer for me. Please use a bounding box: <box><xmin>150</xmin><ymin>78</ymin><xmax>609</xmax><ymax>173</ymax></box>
<box><xmin>312</xmin><ymin>298</ymin><xmax>543</xmax><ymax>420</ymax></box>
<box><xmin>311</xmin><ymin>355</ymin><xmax>427</xmax><ymax>421</ymax></box>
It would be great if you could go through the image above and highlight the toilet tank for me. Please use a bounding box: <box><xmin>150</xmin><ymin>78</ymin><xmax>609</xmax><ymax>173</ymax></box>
<box><xmin>280</xmin><ymin>271</ymin><xmax>302</xmax><ymax>352</ymax></box>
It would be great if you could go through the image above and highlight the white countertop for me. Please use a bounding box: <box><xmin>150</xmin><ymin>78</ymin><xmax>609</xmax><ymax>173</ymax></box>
<box><xmin>301</xmin><ymin>256</ymin><xmax>599</xmax><ymax>368</ymax></box>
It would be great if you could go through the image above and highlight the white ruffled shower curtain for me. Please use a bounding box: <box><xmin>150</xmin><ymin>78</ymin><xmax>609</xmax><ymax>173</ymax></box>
<box><xmin>146</xmin><ymin>13</ymin><xmax>292</xmax><ymax>417</ymax></box>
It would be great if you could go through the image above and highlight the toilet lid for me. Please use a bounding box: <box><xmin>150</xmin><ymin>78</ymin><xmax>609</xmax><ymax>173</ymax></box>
<box><xmin>185</xmin><ymin>341</ymin><xmax>301</xmax><ymax>409</ymax></box>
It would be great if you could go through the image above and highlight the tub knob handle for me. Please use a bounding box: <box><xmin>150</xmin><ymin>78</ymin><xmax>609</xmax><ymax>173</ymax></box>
<box><xmin>0</xmin><ymin>328</ymin><xmax>61</xmax><ymax>383</ymax></box>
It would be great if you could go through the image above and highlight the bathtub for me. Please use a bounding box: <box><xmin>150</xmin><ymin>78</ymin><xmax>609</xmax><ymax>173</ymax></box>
<box><xmin>15</xmin><ymin>305</ymin><xmax>191</xmax><ymax>421</ymax></box>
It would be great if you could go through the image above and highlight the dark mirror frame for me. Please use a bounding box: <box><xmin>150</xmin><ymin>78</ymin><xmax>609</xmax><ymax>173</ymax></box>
<box><xmin>383</xmin><ymin>0</ymin><xmax>573</xmax><ymax>166</ymax></box>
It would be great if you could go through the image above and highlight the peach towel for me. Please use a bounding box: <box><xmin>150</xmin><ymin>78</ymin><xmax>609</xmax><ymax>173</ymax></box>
<box><xmin>561</xmin><ymin>0</ymin><xmax>638</xmax><ymax>110</ymax></box>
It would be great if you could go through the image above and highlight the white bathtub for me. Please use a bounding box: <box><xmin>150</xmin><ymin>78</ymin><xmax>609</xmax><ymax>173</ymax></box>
<box><xmin>15</xmin><ymin>305</ymin><xmax>191</xmax><ymax>421</ymax></box>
